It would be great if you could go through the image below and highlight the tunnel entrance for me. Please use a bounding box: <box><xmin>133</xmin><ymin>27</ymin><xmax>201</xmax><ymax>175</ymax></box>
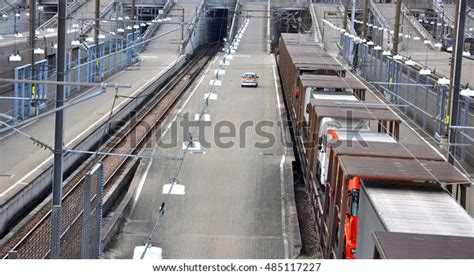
<box><xmin>205</xmin><ymin>8</ymin><xmax>229</xmax><ymax>43</ymax></box>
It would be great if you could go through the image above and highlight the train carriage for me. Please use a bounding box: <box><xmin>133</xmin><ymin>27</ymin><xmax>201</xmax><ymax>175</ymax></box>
<box><xmin>277</xmin><ymin>33</ymin><xmax>346</xmax><ymax>115</ymax></box>
<box><xmin>276</xmin><ymin>31</ymin><xmax>473</xmax><ymax>259</ymax></box>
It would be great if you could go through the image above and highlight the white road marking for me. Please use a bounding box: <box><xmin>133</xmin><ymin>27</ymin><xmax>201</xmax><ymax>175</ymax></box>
<box><xmin>131</xmin><ymin>67</ymin><xmax>205</xmax><ymax>213</ymax></box>
<box><xmin>194</xmin><ymin>113</ymin><xmax>210</xmax><ymax>121</ymax></box>
<box><xmin>161</xmin><ymin>74</ymin><xmax>206</xmax><ymax>139</ymax></box>
<box><xmin>209</xmin><ymin>79</ymin><xmax>222</xmax><ymax>86</ymax></box>
<box><xmin>213</xmin><ymin>69</ymin><xmax>225</xmax><ymax>75</ymax></box>
<box><xmin>133</xmin><ymin>53</ymin><xmax>214</xmax><ymax>204</ymax></box>
<box><xmin>131</xmin><ymin>159</ymin><xmax>154</xmax><ymax>212</ymax></box>
<box><xmin>272</xmin><ymin>53</ymin><xmax>290</xmax><ymax>259</ymax></box>
<box><xmin>204</xmin><ymin>93</ymin><xmax>218</xmax><ymax>100</ymax></box>
<box><xmin>140</xmin><ymin>55</ymin><xmax>160</xmax><ymax>59</ymax></box>
<box><xmin>182</xmin><ymin>141</ymin><xmax>201</xmax><ymax>151</ymax></box>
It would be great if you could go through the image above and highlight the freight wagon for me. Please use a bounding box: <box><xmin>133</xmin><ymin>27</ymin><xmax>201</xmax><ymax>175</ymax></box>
<box><xmin>320</xmin><ymin>141</ymin><xmax>471</xmax><ymax>258</ymax></box>
<box><xmin>371</xmin><ymin>231</ymin><xmax>474</xmax><ymax>259</ymax></box>
<box><xmin>356</xmin><ymin>180</ymin><xmax>474</xmax><ymax>259</ymax></box>
<box><xmin>277</xmin><ymin>33</ymin><xmax>345</xmax><ymax>117</ymax></box>
<box><xmin>276</xmin><ymin>31</ymin><xmax>473</xmax><ymax>259</ymax></box>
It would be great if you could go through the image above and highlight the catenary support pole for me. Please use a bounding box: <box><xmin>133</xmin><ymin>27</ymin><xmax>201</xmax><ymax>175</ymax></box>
<box><xmin>392</xmin><ymin>0</ymin><xmax>402</xmax><ymax>55</ymax></box>
<box><xmin>351</xmin><ymin>0</ymin><xmax>356</xmax><ymax>31</ymax></box>
<box><xmin>29</xmin><ymin>0</ymin><xmax>36</xmax><ymax>98</ymax></box>
<box><xmin>362</xmin><ymin>0</ymin><xmax>368</xmax><ymax>38</ymax></box>
<box><xmin>448</xmin><ymin>0</ymin><xmax>467</xmax><ymax>164</ymax></box>
<box><xmin>181</xmin><ymin>8</ymin><xmax>185</xmax><ymax>42</ymax></box>
<box><xmin>343</xmin><ymin>0</ymin><xmax>348</xmax><ymax>31</ymax></box>
<box><xmin>132</xmin><ymin>0</ymin><xmax>136</xmax><ymax>21</ymax></box>
<box><xmin>51</xmin><ymin>0</ymin><xmax>67</xmax><ymax>259</ymax></box>
<box><xmin>95</xmin><ymin>0</ymin><xmax>100</xmax><ymax>81</ymax></box>
<box><xmin>447</xmin><ymin>0</ymin><xmax>460</xmax><ymax>137</ymax></box>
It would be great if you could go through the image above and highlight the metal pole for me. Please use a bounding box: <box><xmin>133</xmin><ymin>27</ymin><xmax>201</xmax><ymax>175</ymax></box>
<box><xmin>181</xmin><ymin>8</ymin><xmax>184</xmax><ymax>42</ymax></box>
<box><xmin>441</xmin><ymin>8</ymin><xmax>445</xmax><ymax>42</ymax></box>
<box><xmin>351</xmin><ymin>0</ymin><xmax>356</xmax><ymax>31</ymax></box>
<box><xmin>392</xmin><ymin>0</ymin><xmax>402</xmax><ymax>55</ymax></box>
<box><xmin>29</xmin><ymin>0</ymin><xmax>36</xmax><ymax>97</ymax></box>
<box><xmin>13</xmin><ymin>4</ymin><xmax>16</xmax><ymax>35</ymax></box>
<box><xmin>362</xmin><ymin>0</ymin><xmax>368</xmax><ymax>38</ymax></box>
<box><xmin>448</xmin><ymin>0</ymin><xmax>467</xmax><ymax>164</ymax></box>
<box><xmin>95</xmin><ymin>0</ymin><xmax>100</xmax><ymax>81</ymax></box>
<box><xmin>343</xmin><ymin>0</ymin><xmax>348</xmax><ymax>31</ymax></box>
<box><xmin>132</xmin><ymin>0</ymin><xmax>135</xmax><ymax>21</ymax></box>
<box><xmin>447</xmin><ymin>0</ymin><xmax>460</xmax><ymax>136</ymax></box>
<box><xmin>51</xmin><ymin>0</ymin><xmax>67</xmax><ymax>259</ymax></box>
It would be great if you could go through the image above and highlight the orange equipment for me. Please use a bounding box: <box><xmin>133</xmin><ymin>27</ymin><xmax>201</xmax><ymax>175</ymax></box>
<box><xmin>295</xmin><ymin>86</ymin><xmax>300</xmax><ymax>98</ymax></box>
<box><xmin>344</xmin><ymin>177</ymin><xmax>360</xmax><ymax>259</ymax></box>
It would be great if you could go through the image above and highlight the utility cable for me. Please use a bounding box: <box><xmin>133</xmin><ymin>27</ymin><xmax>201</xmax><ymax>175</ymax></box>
<box><xmin>295</xmin><ymin>31</ymin><xmax>471</xmax><ymax>188</ymax></box>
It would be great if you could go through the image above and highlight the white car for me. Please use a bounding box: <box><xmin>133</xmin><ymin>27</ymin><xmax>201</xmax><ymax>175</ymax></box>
<box><xmin>241</xmin><ymin>72</ymin><xmax>259</xmax><ymax>87</ymax></box>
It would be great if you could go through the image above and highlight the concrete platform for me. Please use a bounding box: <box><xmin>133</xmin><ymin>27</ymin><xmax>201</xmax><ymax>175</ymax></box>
<box><xmin>107</xmin><ymin>3</ymin><xmax>297</xmax><ymax>259</ymax></box>
<box><xmin>0</xmin><ymin>2</ymin><xmax>197</xmax><ymax>194</ymax></box>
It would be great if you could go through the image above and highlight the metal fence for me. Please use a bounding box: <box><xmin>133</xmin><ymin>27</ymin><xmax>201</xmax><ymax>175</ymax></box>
<box><xmin>340</xmin><ymin>33</ymin><xmax>473</xmax><ymax>163</ymax></box>
<box><xmin>80</xmin><ymin>162</ymin><xmax>104</xmax><ymax>259</ymax></box>
<box><xmin>7</xmin><ymin>162</ymin><xmax>104</xmax><ymax>259</ymax></box>
<box><xmin>5</xmin><ymin>31</ymin><xmax>142</xmax><ymax>122</ymax></box>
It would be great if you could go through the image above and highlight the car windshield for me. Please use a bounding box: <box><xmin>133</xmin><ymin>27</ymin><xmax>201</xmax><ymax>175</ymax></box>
<box><xmin>243</xmin><ymin>73</ymin><xmax>256</xmax><ymax>78</ymax></box>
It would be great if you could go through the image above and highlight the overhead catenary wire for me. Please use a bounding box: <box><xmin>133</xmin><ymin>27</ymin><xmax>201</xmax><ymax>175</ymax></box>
<box><xmin>0</xmin><ymin>16</ymin><xmax>195</xmax><ymax>87</ymax></box>
<box><xmin>0</xmin><ymin>120</ymin><xmax>52</xmax><ymax>151</ymax></box>
<box><xmin>320</xmin><ymin>18</ymin><xmax>469</xmax><ymax>171</ymax></box>
<box><xmin>0</xmin><ymin>9</ymin><xmax>291</xmax><ymax>59</ymax></box>
<box><xmin>0</xmin><ymin>24</ymin><xmax>188</xmax><ymax>128</ymax></box>
<box><xmin>294</xmin><ymin>29</ymin><xmax>471</xmax><ymax>188</ymax></box>
<box><xmin>139</xmin><ymin>17</ymin><xmax>250</xmax><ymax>258</ymax></box>
<box><xmin>0</xmin><ymin>88</ymin><xmax>105</xmax><ymax>133</ymax></box>
<box><xmin>65</xmin><ymin>149</ymin><xmax>183</xmax><ymax>161</ymax></box>
<box><xmin>0</xmin><ymin>5</ymin><xmax>190</xmax><ymax>158</ymax></box>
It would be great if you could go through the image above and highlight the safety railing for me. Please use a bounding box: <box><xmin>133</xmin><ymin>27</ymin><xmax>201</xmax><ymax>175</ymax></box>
<box><xmin>433</xmin><ymin>0</ymin><xmax>455</xmax><ymax>23</ymax></box>
<box><xmin>401</xmin><ymin>3</ymin><xmax>438</xmax><ymax>48</ymax></box>
<box><xmin>4</xmin><ymin>29</ymin><xmax>144</xmax><ymax>123</ymax></box>
<box><xmin>39</xmin><ymin>0</ymin><xmax>87</xmax><ymax>30</ymax></box>
<box><xmin>141</xmin><ymin>0</ymin><xmax>174</xmax><ymax>44</ymax></box>
<box><xmin>0</xmin><ymin>0</ymin><xmax>20</xmax><ymax>15</ymax></box>
<box><xmin>432</xmin><ymin>0</ymin><xmax>472</xmax><ymax>39</ymax></box>
<box><xmin>81</xmin><ymin>0</ymin><xmax>117</xmax><ymax>34</ymax></box>
<box><xmin>339</xmin><ymin>34</ymin><xmax>474</xmax><ymax>163</ymax></box>
<box><xmin>368</xmin><ymin>0</ymin><xmax>390</xmax><ymax>30</ymax></box>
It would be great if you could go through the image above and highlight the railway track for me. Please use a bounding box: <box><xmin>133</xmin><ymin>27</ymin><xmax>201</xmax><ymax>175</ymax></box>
<box><xmin>0</xmin><ymin>45</ymin><xmax>218</xmax><ymax>259</ymax></box>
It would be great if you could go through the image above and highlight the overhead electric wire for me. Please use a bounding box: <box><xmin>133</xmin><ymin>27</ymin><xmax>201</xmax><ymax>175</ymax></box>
<box><xmin>139</xmin><ymin>16</ymin><xmax>248</xmax><ymax>259</ymax></box>
<box><xmin>295</xmin><ymin>29</ymin><xmax>471</xmax><ymax>187</ymax></box>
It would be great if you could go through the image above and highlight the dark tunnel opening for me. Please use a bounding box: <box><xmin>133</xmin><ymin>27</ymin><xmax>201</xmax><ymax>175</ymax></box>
<box><xmin>205</xmin><ymin>8</ymin><xmax>229</xmax><ymax>44</ymax></box>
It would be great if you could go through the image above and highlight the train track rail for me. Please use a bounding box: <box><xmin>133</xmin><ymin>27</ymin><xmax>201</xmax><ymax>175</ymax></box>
<box><xmin>0</xmin><ymin>45</ymin><xmax>218</xmax><ymax>259</ymax></box>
